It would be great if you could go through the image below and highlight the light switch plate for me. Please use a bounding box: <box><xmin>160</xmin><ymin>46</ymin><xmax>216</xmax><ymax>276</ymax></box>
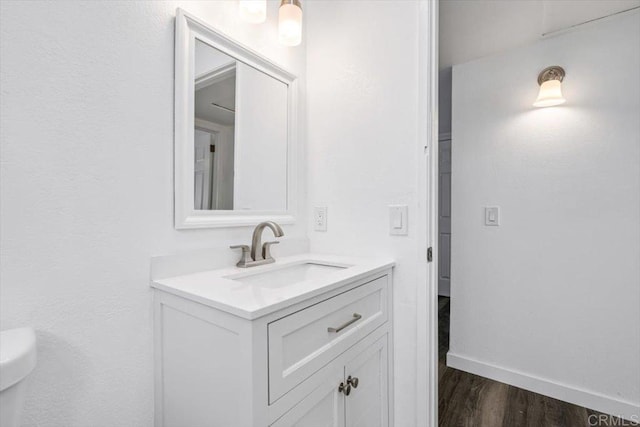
<box><xmin>389</xmin><ymin>205</ymin><xmax>408</xmax><ymax>235</ymax></box>
<box><xmin>485</xmin><ymin>206</ymin><xmax>500</xmax><ymax>226</ymax></box>
<box><xmin>314</xmin><ymin>206</ymin><xmax>327</xmax><ymax>231</ymax></box>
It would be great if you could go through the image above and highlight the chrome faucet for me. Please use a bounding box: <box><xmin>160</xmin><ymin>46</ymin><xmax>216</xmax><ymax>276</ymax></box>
<box><xmin>230</xmin><ymin>221</ymin><xmax>284</xmax><ymax>268</ymax></box>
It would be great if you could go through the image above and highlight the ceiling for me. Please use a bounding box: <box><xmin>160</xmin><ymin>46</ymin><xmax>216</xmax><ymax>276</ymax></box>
<box><xmin>439</xmin><ymin>0</ymin><xmax>640</xmax><ymax>69</ymax></box>
<box><xmin>195</xmin><ymin>75</ymin><xmax>236</xmax><ymax>126</ymax></box>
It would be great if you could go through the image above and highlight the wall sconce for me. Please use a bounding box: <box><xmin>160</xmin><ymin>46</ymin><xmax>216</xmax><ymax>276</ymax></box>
<box><xmin>239</xmin><ymin>0</ymin><xmax>266</xmax><ymax>24</ymax></box>
<box><xmin>279</xmin><ymin>0</ymin><xmax>302</xmax><ymax>46</ymax></box>
<box><xmin>533</xmin><ymin>66</ymin><xmax>566</xmax><ymax>107</ymax></box>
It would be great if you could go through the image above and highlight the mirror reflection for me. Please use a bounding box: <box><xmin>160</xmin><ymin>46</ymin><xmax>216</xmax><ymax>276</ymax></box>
<box><xmin>194</xmin><ymin>40</ymin><xmax>236</xmax><ymax>210</ymax></box>
<box><xmin>193</xmin><ymin>40</ymin><xmax>289</xmax><ymax>212</ymax></box>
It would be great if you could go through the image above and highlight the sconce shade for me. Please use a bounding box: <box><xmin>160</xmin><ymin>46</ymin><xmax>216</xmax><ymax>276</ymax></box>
<box><xmin>533</xmin><ymin>79</ymin><xmax>566</xmax><ymax>107</ymax></box>
<box><xmin>279</xmin><ymin>0</ymin><xmax>302</xmax><ymax>46</ymax></box>
<box><xmin>533</xmin><ymin>66</ymin><xmax>566</xmax><ymax>108</ymax></box>
<box><xmin>239</xmin><ymin>0</ymin><xmax>266</xmax><ymax>24</ymax></box>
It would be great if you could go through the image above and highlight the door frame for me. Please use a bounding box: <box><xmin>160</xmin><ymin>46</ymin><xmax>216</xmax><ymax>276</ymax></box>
<box><xmin>416</xmin><ymin>1</ymin><xmax>439</xmax><ymax>426</ymax></box>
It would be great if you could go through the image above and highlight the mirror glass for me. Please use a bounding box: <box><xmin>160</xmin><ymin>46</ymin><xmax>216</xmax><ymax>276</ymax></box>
<box><xmin>193</xmin><ymin>39</ymin><xmax>289</xmax><ymax>212</ymax></box>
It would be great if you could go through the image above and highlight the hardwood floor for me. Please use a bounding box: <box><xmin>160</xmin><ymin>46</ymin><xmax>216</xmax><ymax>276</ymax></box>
<box><xmin>437</xmin><ymin>297</ymin><xmax>638</xmax><ymax>427</ymax></box>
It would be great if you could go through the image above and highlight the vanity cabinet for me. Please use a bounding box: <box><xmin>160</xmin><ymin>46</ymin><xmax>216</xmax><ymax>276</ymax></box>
<box><xmin>152</xmin><ymin>262</ymin><xmax>393</xmax><ymax>427</ymax></box>
<box><xmin>272</xmin><ymin>335</ymin><xmax>388</xmax><ymax>427</ymax></box>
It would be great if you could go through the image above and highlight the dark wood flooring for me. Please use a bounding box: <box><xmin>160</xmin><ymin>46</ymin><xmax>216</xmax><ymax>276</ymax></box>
<box><xmin>438</xmin><ymin>296</ymin><xmax>638</xmax><ymax>427</ymax></box>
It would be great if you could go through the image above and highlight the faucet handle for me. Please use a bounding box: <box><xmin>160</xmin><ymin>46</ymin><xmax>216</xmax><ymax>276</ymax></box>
<box><xmin>262</xmin><ymin>241</ymin><xmax>280</xmax><ymax>261</ymax></box>
<box><xmin>230</xmin><ymin>244</ymin><xmax>252</xmax><ymax>266</ymax></box>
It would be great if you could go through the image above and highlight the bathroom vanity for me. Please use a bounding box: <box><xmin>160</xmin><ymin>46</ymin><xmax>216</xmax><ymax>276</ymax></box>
<box><xmin>164</xmin><ymin>10</ymin><xmax>394</xmax><ymax>426</ymax></box>
<box><xmin>151</xmin><ymin>254</ymin><xmax>394</xmax><ymax>427</ymax></box>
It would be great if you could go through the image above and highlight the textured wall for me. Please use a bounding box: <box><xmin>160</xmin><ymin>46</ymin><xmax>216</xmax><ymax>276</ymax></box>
<box><xmin>450</xmin><ymin>11</ymin><xmax>640</xmax><ymax>417</ymax></box>
<box><xmin>0</xmin><ymin>1</ymin><xmax>306</xmax><ymax>426</ymax></box>
<box><xmin>306</xmin><ymin>2</ymin><xmax>422</xmax><ymax>425</ymax></box>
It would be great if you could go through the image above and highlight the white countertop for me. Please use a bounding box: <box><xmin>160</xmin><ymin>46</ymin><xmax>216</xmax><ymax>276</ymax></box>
<box><xmin>150</xmin><ymin>253</ymin><xmax>395</xmax><ymax>320</ymax></box>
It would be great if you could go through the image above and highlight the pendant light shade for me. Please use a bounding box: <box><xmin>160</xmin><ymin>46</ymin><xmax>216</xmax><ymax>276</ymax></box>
<box><xmin>533</xmin><ymin>66</ymin><xmax>566</xmax><ymax>108</ymax></box>
<box><xmin>239</xmin><ymin>0</ymin><xmax>267</xmax><ymax>24</ymax></box>
<box><xmin>279</xmin><ymin>0</ymin><xmax>302</xmax><ymax>47</ymax></box>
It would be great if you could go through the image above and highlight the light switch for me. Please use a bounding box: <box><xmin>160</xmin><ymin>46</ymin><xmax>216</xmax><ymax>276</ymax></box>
<box><xmin>393</xmin><ymin>213</ymin><xmax>403</xmax><ymax>229</ymax></box>
<box><xmin>485</xmin><ymin>206</ymin><xmax>500</xmax><ymax>226</ymax></box>
<box><xmin>389</xmin><ymin>205</ymin><xmax>408</xmax><ymax>235</ymax></box>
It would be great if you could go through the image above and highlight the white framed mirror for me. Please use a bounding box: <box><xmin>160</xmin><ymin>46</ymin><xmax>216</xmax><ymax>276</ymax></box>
<box><xmin>174</xmin><ymin>9</ymin><xmax>298</xmax><ymax>229</ymax></box>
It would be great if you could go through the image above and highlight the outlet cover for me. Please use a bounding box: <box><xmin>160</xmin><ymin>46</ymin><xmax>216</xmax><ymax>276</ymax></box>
<box><xmin>314</xmin><ymin>206</ymin><xmax>327</xmax><ymax>231</ymax></box>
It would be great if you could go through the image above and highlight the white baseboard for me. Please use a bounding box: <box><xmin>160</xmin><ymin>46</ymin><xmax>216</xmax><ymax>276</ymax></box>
<box><xmin>446</xmin><ymin>352</ymin><xmax>640</xmax><ymax>422</ymax></box>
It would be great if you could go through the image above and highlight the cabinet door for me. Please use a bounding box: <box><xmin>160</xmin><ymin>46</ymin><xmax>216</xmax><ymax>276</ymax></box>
<box><xmin>344</xmin><ymin>336</ymin><xmax>389</xmax><ymax>427</ymax></box>
<box><xmin>271</xmin><ymin>365</ymin><xmax>345</xmax><ymax>427</ymax></box>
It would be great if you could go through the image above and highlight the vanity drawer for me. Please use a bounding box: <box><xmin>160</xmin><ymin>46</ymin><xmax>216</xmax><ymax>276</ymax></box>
<box><xmin>267</xmin><ymin>275</ymin><xmax>388</xmax><ymax>404</ymax></box>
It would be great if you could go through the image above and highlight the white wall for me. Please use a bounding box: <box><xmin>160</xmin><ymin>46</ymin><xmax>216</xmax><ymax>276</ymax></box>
<box><xmin>438</xmin><ymin>0</ymin><xmax>640</xmax><ymax>137</ymax></box>
<box><xmin>306</xmin><ymin>1</ymin><xmax>423</xmax><ymax>425</ymax></box>
<box><xmin>234</xmin><ymin>62</ymin><xmax>288</xmax><ymax>211</ymax></box>
<box><xmin>450</xmin><ymin>12</ymin><xmax>640</xmax><ymax>418</ymax></box>
<box><xmin>0</xmin><ymin>2</ymin><xmax>306</xmax><ymax>426</ymax></box>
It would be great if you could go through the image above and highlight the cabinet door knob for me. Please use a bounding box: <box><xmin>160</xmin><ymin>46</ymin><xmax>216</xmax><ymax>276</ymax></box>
<box><xmin>338</xmin><ymin>382</ymin><xmax>352</xmax><ymax>396</ymax></box>
<box><xmin>347</xmin><ymin>375</ymin><xmax>359</xmax><ymax>389</ymax></box>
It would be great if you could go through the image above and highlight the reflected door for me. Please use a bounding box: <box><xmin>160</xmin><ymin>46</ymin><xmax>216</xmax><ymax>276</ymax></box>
<box><xmin>194</xmin><ymin>129</ymin><xmax>216</xmax><ymax>210</ymax></box>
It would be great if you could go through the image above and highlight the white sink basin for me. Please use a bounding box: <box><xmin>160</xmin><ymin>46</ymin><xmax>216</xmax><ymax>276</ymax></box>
<box><xmin>225</xmin><ymin>262</ymin><xmax>348</xmax><ymax>289</ymax></box>
<box><xmin>151</xmin><ymin>254</ymin><xmax>395</xmax><ymax>319</ymax></box>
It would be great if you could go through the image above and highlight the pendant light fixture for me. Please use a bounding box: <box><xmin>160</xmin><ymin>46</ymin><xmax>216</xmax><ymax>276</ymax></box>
<box><xmin>239</xmin><ymin>0</ymin><xmax>267</xmax><ymax>24</ymax></box>
<box><xmin>279</xmin><ymin>0</ymin><xmax>302</xmax><ymax>47</ymax></box>
<box><xmin>533</xmin><ymin>66</ymin><xmax>566</xmax><ymax>108</ymax></box>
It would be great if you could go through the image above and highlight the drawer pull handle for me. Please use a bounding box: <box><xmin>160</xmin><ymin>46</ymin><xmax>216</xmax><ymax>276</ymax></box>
<box><xmin>328</xmin><ymin>313</ymin><xmax>362</xmax><ymax>333</ymax></box>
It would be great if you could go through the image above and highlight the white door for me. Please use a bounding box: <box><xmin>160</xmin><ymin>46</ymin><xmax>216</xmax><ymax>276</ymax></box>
<box><xmin>270</xmin><ymin>365</ymin><xmax>345</xmax><ymax>427</ymax></box>
<box><xmin>344</xmin><ymin>336</ymin><xmax>389</xmax><ymax>427</ymax></box>
<box><xmin>194</xmin><ymin>129</ymin><xmax>216</xmax><ymax>210</ymax></box>
<box><xmin>438</xmin><ymin>138</ymin><xmax>452</xmax><ymax>296</ymax></box>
